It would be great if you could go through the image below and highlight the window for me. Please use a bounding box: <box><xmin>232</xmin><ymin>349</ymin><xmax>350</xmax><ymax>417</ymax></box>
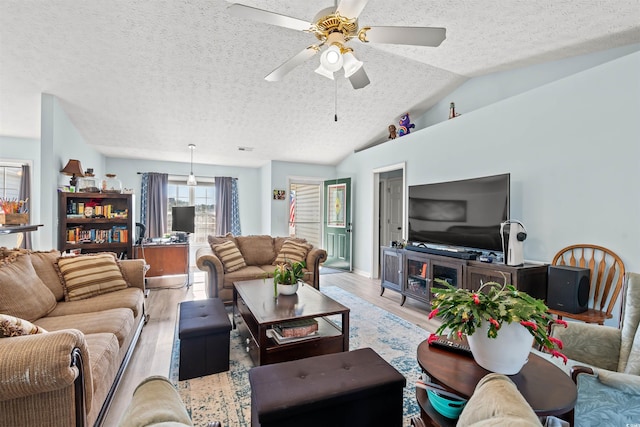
<box><xmin>0</xmin><ymin>164</ymin><xmax>22</xmax><ymax>199</ymax></box>
<box><xmin>288</xmin><ymin>181</ymin><xmax>322</xmax><ymax>248</ymax></box>
<box><xmin>167</xmin><ymin>178</ymin><xmax>215</xmax><ymax>244</ymax></box>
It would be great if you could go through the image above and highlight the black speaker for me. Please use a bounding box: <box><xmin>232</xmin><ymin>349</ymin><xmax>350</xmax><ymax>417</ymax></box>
<box><xmin>547</xmin><ymin>265</ymin><xmax>590</xmax><ymax>314</ymax></box>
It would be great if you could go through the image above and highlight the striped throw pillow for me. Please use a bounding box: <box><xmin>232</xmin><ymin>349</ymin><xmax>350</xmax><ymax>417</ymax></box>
<box><xmin>274</xmin><ymin>240</ymin><xmax>312</xmax><ymax>265</ymax></box>
<box><xmin>56</xmin><ymin>253</ymin><xmax>128</xmax><ymax>301</ymax></box>
<box><xmin>0</xmin><ymin>314</ymin><xmax>47</xmax><ymax>337</ymax></box>
<box><xmin>213</xmin><ymin>240</ymin><xmax>247</xmax><ymax>273</ymax></box>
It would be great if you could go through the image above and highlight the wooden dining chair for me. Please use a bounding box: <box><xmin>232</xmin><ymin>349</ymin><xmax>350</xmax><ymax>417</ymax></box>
<box><xmin>550</xmin><ymin>244</ymin><xmax>625</xmax><ymax>325</ymax></box>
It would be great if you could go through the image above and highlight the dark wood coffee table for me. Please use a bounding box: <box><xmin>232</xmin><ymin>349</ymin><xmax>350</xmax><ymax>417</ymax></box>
<box><xmin>233</xmin><ymin>279</ymin><xmax>349</xmax><ymax>366</ymax></box>
<box><xmin>411</xmin><ymin>339</ymin><xmax>577</xmax><ymax>427</ymax></box>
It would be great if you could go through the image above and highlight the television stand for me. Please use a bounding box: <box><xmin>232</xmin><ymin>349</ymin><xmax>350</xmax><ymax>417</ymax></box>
<box><xmin>405</xmin><ymin>244</ymin><xmax>478</xmax><ymax>260</ymax></box>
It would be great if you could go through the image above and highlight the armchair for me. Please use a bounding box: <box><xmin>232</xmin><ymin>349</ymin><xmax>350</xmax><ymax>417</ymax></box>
<box><xmin>546</xmin><ymin>272</ymin><xmax>640</xmax><ymax>426</ymax></box>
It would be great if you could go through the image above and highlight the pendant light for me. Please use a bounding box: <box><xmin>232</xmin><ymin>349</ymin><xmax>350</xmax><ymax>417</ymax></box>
<box><xmin>187</xmin><ymin>144</ymin><xmax>197</xmax><ymax>186</ymax></box>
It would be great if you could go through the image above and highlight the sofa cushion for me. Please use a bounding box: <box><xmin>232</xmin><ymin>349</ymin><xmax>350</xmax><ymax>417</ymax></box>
<box><xmin>208</xmin><ymin>232</ymin><xmax>236</xmax><ymax>249</ymax></box>
<box><xmin>29</xmin><ymin>250</ymin><xmax>65</xmax><ymax>301</ymax></box>
<box><xmin>56</xmin><ymin>253</ymin><xmax>129</xmax><ymax>301</ymax></box>
<box><xmin>221</xmin><ymin>266</ymin><xmax>271</xmax><ymax>288</ymax></box>
<box><xmin>236</xmin><ymin>235</ymin><xmax>276</xmax><ymax>265</ymax></box>
<box><xmin>35</xmin><ymin>307</ymin><xmax>134</xmax><ymax>347</ymax></box>
<box><xmin>0</xmin><ymin>314</ymin><xmax>48</xmax><ymax>337</ymax></box>
<box><xmin>0</xmin><ymin>254</ymin><xmax>57</xmax><ymax>321</ymax></box>
<box><xmin>213</xmin><ymin>240</ymin><xmax>247</xmax><ymax>273</ymax></box>
<box><xmin>274</xmin><ymin>239</ymin><xmax>312</xmax><ymax>265</ymax></box>
<box><xmin>85</xmin><ymin>333</ymin><xmax>120</xmax><ymax>412</ymax></box>
<box><xmin>49</xmin><ymin>287</ymin><xmax>144</xmax><ymax>319</ymax></box>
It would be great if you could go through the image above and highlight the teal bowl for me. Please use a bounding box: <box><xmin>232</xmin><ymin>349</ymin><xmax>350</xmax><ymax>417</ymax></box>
<box><xmin>427</xmin><ymin>389</ymin><xmax>467</xmax><ymax>419</ymax></box>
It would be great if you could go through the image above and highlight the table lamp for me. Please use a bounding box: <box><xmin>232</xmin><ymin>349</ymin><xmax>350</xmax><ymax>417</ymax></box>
<box><xmin>61</xmin><ymin>159</ymin><xmax>85</xmax><ymax>187</ymax></box>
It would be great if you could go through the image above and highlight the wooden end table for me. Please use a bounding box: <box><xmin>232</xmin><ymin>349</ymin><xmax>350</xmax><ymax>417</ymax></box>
<box><xmin>233</xmin><ymin>279</ymin><xmax>349</xmax><ymax>366</ymax></box>
<box><xmin>411</xmin><ymin>340</ymin><xmax>577</xmax><ymax>427</ymax></box>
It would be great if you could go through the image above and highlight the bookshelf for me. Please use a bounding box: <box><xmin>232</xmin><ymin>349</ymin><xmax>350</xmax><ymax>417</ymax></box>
<box><xmin>58</xmin><ymin>192</ymin><xmax>134</xmax><ymax>259</ymax></box>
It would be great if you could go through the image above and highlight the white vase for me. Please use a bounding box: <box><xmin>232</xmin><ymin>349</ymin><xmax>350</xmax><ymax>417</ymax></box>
<box><xmin>277</xmin><ymin>281</ymin><xmax>299</xmax><ymax>295</ymax></box>
<box><xmin>466</xmin><ymin>321</ymin><xmax>534</xmax><ymax>375</ymax></box>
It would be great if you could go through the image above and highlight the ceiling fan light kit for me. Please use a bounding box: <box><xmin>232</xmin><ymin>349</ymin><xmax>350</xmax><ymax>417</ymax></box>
<box><xmin>227</xmin><ymin>1</ymin><xmax>446</xmax><ymax>90</ymax></box>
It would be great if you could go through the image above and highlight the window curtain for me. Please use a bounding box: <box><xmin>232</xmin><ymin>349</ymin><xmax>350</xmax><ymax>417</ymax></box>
<box><xmin>215</xmin><ymin>177</ymin><xmax>241</xmax><ymax>235</ymax></box>
<box><xmin>140</xmin><ymin>172</ymin><xmax>168</xmax><ymax>238</ymax></box>
<box><xmin>19</xmin><ymin>164</ymin><xmax>32</xmax><ymax>249</ymax></box>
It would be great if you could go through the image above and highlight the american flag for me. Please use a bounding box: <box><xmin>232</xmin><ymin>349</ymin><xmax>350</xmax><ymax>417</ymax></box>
<box><xmin>289</xmin><ymin>190</ymin><xmax>296</xmax><ymax>225</ymax></box>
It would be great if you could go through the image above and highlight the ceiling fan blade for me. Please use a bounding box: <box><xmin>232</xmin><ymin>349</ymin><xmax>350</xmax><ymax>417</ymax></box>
<box><xmin>360</xmin><ymin>26</ymin><xmax>446</xmax><ymax>47</ymax></box>
<box><xmin>227</xmin><ymin>4</ymin><xmax>312</xmax><ymax>32</ymax></box>
<box><xmin>336</xmin><ymin>0</ymin><xmax>370</xmax><ymax>19</ymax></box>
<box><xmin>348</xmin><ymin>66</ymin><xmax>370</xmax><ymax>90</ymax></box>
<box><xmin>265</xmin><ymin>46</ymin><xmax>319</xmax><ymax>82</ymax></box>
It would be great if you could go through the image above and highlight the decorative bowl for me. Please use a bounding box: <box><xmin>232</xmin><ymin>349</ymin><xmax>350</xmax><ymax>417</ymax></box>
<box><xmin>427</xmin><ymin>389</ymin><xmax>467</xmax><ymax>419</ymax></box>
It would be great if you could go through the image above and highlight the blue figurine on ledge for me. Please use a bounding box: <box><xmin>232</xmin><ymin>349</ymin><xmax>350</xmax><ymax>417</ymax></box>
<box><xmin>397</xmin><ymin>113</ymin><xmax>415</xmax><ymax>137</ymax></box>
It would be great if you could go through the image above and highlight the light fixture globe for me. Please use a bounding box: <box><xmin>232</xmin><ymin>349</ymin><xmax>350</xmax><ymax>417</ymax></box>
<box><xmin>187</xmin><ymin>144</ymin><xmax>197</xmax><ymax>186</ymax></box>
<box><xmin>320</xmin><ymin>45</ymin><xmax>343</xmax><ymax>72</ymax></box>
<box><xmin>314</xmin><ymin>64</ymin><xmax>335</xmax><ymax>80</ymax></box>
<box><xmin>342</xmin><ymin>51</ymin><xmax>363</xmax><ymax>78</ymax></box>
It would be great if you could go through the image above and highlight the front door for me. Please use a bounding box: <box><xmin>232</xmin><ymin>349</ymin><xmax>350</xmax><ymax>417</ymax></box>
<box><xmin>323</xmin><ymin>177</ymin><xmax>352</xmax><ymax>271</ymax></box>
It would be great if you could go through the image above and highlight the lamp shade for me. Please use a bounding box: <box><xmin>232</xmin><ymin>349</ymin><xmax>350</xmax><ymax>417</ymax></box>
<box><xmin>320</xmin><ymin>45</ymin><xmax>343</xmax><ymax>72</ymax></box>
<box><xmin>314</xmin><ymin>64</ymin><xmax>335</xmax><ymax>80</ymax></box>
<box><xmin>342</xmin><ymin>51</ymin><xmax>363</xmax><ymax>78</ymax></box>
<box><xmin>61</xmin><ymin>159</ymin><xmax>84</xmax><ymax>186</ymax></box>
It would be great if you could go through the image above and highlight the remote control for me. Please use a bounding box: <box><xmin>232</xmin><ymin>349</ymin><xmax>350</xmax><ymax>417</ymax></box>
<box><xmin>429</xmin><ymin>335</ymin><xmax>472</xmax><ymax>356</ymax></box>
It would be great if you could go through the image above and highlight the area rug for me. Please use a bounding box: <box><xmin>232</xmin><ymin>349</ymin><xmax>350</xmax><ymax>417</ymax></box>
<box><xmin>169</xmin><ymin>286</ymin><xmax>431</xmax><ymax>426</ymax></box>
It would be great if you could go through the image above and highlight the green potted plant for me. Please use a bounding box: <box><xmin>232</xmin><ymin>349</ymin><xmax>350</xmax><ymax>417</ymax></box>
<box><xmin>272</xmin><ymin>260</ymin><xmax>306</xmax><ymax>296</ymax></box>
<box><xmin>428</xmin><ymin>279</ymin><xmax>567</xmax><ymax>374</ymax></box>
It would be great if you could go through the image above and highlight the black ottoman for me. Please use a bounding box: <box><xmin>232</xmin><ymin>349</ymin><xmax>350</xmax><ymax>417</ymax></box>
<box><xmin>249</xmin><ymin>347</ymin><xmax>406</xmax><ymax>427</ymax></box>
<box><xmin>178</xmin><ymin>298</ymin><xmax>231</xmax><ymax>380</ymax></box>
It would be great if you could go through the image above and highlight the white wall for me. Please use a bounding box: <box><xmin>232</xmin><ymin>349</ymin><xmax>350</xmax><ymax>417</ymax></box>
<box><xmin>337</xmin><ymin>51</ymin><xmax>640</xmax><ymax>298</ymax></box>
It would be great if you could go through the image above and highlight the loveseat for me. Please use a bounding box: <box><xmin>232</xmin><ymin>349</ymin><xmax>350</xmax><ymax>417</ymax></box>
<box><xmin>196</xmin><ymin>234</ymin><xmax>327</xmax><ymax>302</ymax></box>
<box><xmin>0</xmin><ymin>248</ymin><xmax>147</xmax><ymax>427</ymax></box>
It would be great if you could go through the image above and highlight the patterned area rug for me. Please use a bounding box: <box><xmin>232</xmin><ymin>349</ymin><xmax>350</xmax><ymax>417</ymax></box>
<box><xmin>169</xmin><ymin>286</ymin><xmax>431</xmax><ymax>426</ymax></box>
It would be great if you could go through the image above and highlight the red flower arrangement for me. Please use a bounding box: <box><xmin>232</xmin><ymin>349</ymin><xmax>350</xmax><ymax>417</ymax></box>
<box><xmin>429</xmin><ymin>280</ymin><xmax>567</xmax><ymax>363</ymax></box>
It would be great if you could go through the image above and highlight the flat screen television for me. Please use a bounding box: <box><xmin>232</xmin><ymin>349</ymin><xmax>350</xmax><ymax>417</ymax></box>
<box><xmin>171</xmin><ymin>206</ymin><xmax>195</xmax><ymax>234</ymax></box>
<box><xmin>408</xmin><ymin>173</ymin><xmax>510</xmax><ymax>253</ymax></box>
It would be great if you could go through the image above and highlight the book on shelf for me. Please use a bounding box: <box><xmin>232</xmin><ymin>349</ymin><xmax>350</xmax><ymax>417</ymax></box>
<box><xmin>267</xmin><ymin>328</ymin><xmax>319</xmax><ymax>344</ymax></box>
<box><xmin>275</xmin><ymin>318</ymin><xmax>319</xmax><ymax>338</ymax></box>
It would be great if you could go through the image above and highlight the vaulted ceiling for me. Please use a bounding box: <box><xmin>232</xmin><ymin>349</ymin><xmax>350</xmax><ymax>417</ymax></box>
<box><xmin>1</xmin><ymin>1</ymin><xmax>639</xmax><ymax>167</ymax></box>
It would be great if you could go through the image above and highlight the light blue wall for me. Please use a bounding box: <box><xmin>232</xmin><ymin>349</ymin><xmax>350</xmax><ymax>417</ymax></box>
<box><xmin>414</xmin><ymin>44</ymin><xmax>640</xmax><ymax>131</ymax></box>
<box><xmin>40</xmin><ymin>94</ymin><xmax>105</xmax><ymax>249</ymax></box>
<box><xmin>104</xmin><ymin>157</ymin><xmax>263</xmax><ymax>236</ymax></box>
<box><xmin>337</xmin><ymin>50</ymin><xmax>640</xmax><ymax>325</ymax></box>
<box><xmin>268</xmin><ymin>161</ymin><xmax>336</xmax><ymax>237</ymax></box>
<box><xmin>260</xmin><ymin>162</ymin><xmax>272</xmax><ymax>234</ymax></box>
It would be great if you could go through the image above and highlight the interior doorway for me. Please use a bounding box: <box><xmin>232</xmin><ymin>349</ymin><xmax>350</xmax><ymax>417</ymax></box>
<box><xmin>372</xmin><ymin>163</ymin><xmax>406</xmax><ymax>279</ymax></box>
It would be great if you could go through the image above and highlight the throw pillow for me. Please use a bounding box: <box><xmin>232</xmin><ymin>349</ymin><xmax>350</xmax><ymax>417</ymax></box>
<box><xmin>0</xmin><ymin>254</ymin><xmax>57</xmax><ymax>321</ymax></box>
<box><xmin>213</xmin><ymin>240</ymin><xmax>247</xmax><ymax>273</ymax></box>
<box><xmin>208</xmin><ymin>233</ymin><xmax>236</xmax><ymax>251</ymax></box>
<box><xmin>56</xmin><ymin>253</ymin><xmax>129</xmax><ymax>301</ymax></box>
<box><xmin>0</xmin><ymin>314</ymin><xmax>47</xmax><ymax>337</ymax></box>
<box><xmin>274</xmin><ymin>239</ymin><xmax>312</xmax><ymax>265</ymax></box>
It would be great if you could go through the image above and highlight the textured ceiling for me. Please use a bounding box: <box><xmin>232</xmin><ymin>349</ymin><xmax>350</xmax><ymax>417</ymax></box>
<box><xmin>1</xmin><ymin>0</ymin><xmax>639</xmax><ymax>167</ymax></box>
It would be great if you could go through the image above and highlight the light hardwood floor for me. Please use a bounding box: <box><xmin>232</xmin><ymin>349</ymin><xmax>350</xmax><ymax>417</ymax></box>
<box><xmin>103</xmin><ymin>270</ymin><xmax>440</xmax><ymax>426</ymax></box>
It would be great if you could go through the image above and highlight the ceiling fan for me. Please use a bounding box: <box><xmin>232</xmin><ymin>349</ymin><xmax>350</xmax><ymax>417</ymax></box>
<box><xmin>227</xmin><ymin>0</ymin><xmax>446</xmax><ymax>89</ymax></box>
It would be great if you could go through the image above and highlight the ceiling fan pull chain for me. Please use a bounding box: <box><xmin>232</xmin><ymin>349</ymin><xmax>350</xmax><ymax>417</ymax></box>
<box><xmin>335</xmin><ymin>78</ymin><xmax>338</xmax><ymax>122</ymax></box>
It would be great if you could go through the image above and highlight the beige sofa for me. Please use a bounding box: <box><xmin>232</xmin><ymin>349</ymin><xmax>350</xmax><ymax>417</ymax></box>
<box><xmin>196</xmin><ymin>234</ymin><xmax>327</xmax><ymax>302</ymax></box>
<box><xmin>0</xmin><ymin>248</ymin><xmax>146</xmax><ymax>427</ymax></box>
